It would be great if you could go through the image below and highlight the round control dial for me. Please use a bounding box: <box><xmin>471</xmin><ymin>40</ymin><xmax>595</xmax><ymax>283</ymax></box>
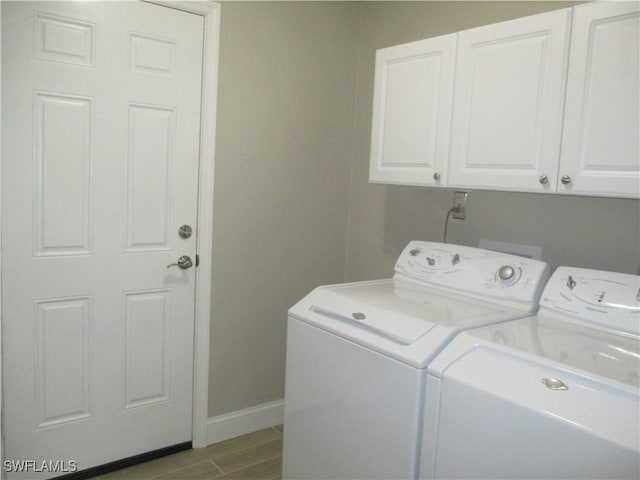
<box><xmin>497</xmin><ymin>265</ymin><xmax>521</xmax><ymax>286</ymax></box>
<box><xmin>498</xmin><ymin>265</ymin><xmax>515</xmax><ymax>281</ymax></box>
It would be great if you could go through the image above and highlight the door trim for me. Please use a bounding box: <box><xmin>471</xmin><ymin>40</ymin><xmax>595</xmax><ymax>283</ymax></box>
<box><xmin>0</xmin><ymin>0</ymin><xmax>220</xmax><ymax>452</ymax></box>
<box><xmin>144</xmin><ymin>0</ymin><xmax>221</xmax><ymax>448</ymax></box>
<box><xmin>0</xmin><ymin>2</ymin><xmax>4</xmax><ymax>472</ymax></box>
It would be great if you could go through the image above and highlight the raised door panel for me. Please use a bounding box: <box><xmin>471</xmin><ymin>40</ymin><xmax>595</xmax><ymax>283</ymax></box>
<box><xmin>34</xmin><ymin>92</ymin><xmax>93</xmax><ymax>256</ymax></box>
<box><xmin>559</xmin><ymin>1</ymin><xmax>640</xmax><ymax>198</ymax></box>
<box><xmin>369</xmin><ymin>34</ymin><xmax>456</xmax><ymax>186</ymax></box>
<box><xmin>447</xmin><ymin>9</ymin><xmax>571</xmax><ymax>192</ymax></box>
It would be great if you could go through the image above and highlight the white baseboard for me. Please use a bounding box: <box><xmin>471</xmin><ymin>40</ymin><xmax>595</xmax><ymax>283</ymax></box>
<box><xmin>205</xmin><ymin>399</ymin><xmax>284</xmax><ymax>446</ymax></box>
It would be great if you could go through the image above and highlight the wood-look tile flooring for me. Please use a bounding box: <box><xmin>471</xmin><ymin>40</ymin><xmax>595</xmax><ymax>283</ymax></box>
<box><xmin>96</xmin><ymin>426</ymin><xmax>283</xmax><ymax>480</ymax></box>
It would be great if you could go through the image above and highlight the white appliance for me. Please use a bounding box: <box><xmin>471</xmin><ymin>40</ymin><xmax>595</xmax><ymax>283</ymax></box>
<box><xmin>420</xmin><ymin>267</ymin><xmax>640</xmax><ymax>479</ymax></box>
<box><xmin>282</xmin><ymin>241</ymin><xmax>551</xmax><ymax>479</ymax></box>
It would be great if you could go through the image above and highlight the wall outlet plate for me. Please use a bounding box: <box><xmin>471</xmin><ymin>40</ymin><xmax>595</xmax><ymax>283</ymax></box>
<box><xmin>452</xmin><ymin>191</ymin><xmax>468</xmax><ymax>219</ymax></box>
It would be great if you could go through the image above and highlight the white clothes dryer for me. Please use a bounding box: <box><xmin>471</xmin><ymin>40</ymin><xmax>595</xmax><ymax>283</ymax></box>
<box><xmin>282</xmin><ymin>241</ymin><xmax>551</xmax><ymax>479</ymax></box>
<box><xmin>420</xmin><ymin>267</ymin><xmax>640</xmax><ymax>479</ymax></box>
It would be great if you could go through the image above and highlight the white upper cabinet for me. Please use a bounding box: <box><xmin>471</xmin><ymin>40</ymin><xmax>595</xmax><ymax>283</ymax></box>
<box><xmin>369</xmin><ymin>34</ymin><xmax>456</xmax><ymax>186</ymax></box>
<box><xmin>369</xmin><ymin>3</ymin><xmax>639</xmax><ymax>198</ymax></box>
<box><xmin>447</xmin><ymin>9</ymin><xmax>571</xmax><ymax>192</ymax></box>
<box><xmin>558</xmin><ymin>1</ymin><xmax>639</xmax><ymax>198</ymax></box>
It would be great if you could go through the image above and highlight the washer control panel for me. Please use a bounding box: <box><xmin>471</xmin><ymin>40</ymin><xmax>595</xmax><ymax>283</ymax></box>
<box><xmin>393</xmin><ymin>241</ymin><xmax>551</xmax><ymax>311</ymax></box>
<box><xmin>540</xmin><ymin>266</ymin><xmax>640</xmax><ymax>336</ymax></box>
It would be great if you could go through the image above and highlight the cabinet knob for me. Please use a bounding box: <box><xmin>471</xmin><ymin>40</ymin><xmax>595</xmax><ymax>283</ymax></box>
<box><xmin>538</xmin><ymin>175</ymin><xmax>549</xmax><ymax>185</ymax></box>
<box><xmin>433</xmin><ymin>172</ymin><xmax>441</xmax><ymax>181</ymax></box>
<box><xmin>561</xmin><ymin>175</ymin><xmax>572</xmax><ymax>185</ymax></box>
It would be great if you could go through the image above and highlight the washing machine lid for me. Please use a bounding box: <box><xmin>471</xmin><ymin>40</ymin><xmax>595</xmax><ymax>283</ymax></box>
<box><xmin>442</xmin><ymin>316</ymin><xmax>639</xmax><ymax>388</ymax></box>
<box><xmin>289</xmin><ymin>279</ymin><xmax>533</xmax><ymax>368</ymax></box>
<box><xmin>310</xmin><ymin>292</ymin><xmax>430</xmax><ymax>345</ymax></box>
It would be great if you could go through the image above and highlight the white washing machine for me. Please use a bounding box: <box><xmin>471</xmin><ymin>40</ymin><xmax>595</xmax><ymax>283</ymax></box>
<box><xmin>420</xmin><ymin>267</ymin><xmax>640</xmax><ymax>479</ymax></box>
<box><xmin>282</xmin><ymin>241</ymin><xmax>551</xmax><ymax>479</ymax></box>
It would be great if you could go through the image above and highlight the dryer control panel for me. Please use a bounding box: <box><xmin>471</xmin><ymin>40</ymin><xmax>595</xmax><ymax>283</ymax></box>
<box><xmin>540</xmin><ymin>266</ymin><xmax>640</xmax><ymax>336</ymax></box>
<box><xmin>393</xmin><ymin>241</ymin><xmax>551</xmax><ymax>312</ymax></box>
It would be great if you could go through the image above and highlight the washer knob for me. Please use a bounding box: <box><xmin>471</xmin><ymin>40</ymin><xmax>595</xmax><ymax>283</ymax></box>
<box><xmin>498</xmin><ymin>265</ymin><xmax>515</xmax><ymax>281</ymax></box>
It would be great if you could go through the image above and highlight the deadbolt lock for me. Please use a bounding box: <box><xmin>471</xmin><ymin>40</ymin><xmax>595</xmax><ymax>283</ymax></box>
<box><xmin>178</xmin><ymin>225</ymin><xmax>192</xmax><ymax>239</ymax></box>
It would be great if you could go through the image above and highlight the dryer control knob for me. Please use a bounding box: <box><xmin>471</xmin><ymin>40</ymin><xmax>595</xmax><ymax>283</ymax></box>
<box><xmin>498</xmin><ymin>265</ymin><xmax>515</xmax><ymax>281</ymax></box>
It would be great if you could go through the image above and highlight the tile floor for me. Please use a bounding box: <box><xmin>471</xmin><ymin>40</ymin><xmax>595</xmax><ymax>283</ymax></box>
<box><xmin>95</xmin><ymin>426</ymin><xmax>283</xmax><ymax>480</ymax></box>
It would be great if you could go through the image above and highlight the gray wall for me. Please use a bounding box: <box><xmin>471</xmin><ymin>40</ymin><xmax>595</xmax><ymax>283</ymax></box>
<box><xmin>210</xmin><ymin>2</ymin><xmax>359</xmax><ymax>417</ymax></box>
<box><xmin>210</xmin><ymin>1</ymin><xmax>640</xmax><ymax>418</ymax></box>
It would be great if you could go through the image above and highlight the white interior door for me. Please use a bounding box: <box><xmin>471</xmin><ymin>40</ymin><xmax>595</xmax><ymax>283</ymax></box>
<box><xmin>2</xmin><ymin>1</ymin><xmax>204</xmax><ymax>477</ymax></box>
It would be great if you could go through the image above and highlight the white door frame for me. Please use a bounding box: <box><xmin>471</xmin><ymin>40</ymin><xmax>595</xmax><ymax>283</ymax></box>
<box><xmin>0</xmin><ymin>2</ymin><xmax>4</xmax><ymax>475</ymax></box>
<box><xmin>0</xmin><ymin>0</ymin><xmax>220</xmax><ymax>452</ymax></box>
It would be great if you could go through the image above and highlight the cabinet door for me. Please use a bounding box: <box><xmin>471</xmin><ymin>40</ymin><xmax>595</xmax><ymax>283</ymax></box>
<box><xmin>447</xmin><ymin>9</ymin><xmax>570</xmax><ymax>192</ymax></box>
<box><xmin>559</xmin><ymin>2</ymin><xmax>639</xmax><ymax>198</ymax></box>
<box><xmin>369</xmin><ymin>34</ymin><xmax>456</xmax><ymax>186</ymax></box>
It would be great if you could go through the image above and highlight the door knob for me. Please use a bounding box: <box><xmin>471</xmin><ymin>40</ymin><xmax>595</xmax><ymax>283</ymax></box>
<box><xmin>167</xmin><ymin>255</ymin><xmax>193</xmax><ymax>269</ymax></box>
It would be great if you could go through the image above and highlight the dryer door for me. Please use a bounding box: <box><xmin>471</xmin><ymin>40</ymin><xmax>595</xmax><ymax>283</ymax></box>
<box><xmin>422</xmin><ymin>347</ymin><xmax>639</xmax><ymax>479</ymax></box>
